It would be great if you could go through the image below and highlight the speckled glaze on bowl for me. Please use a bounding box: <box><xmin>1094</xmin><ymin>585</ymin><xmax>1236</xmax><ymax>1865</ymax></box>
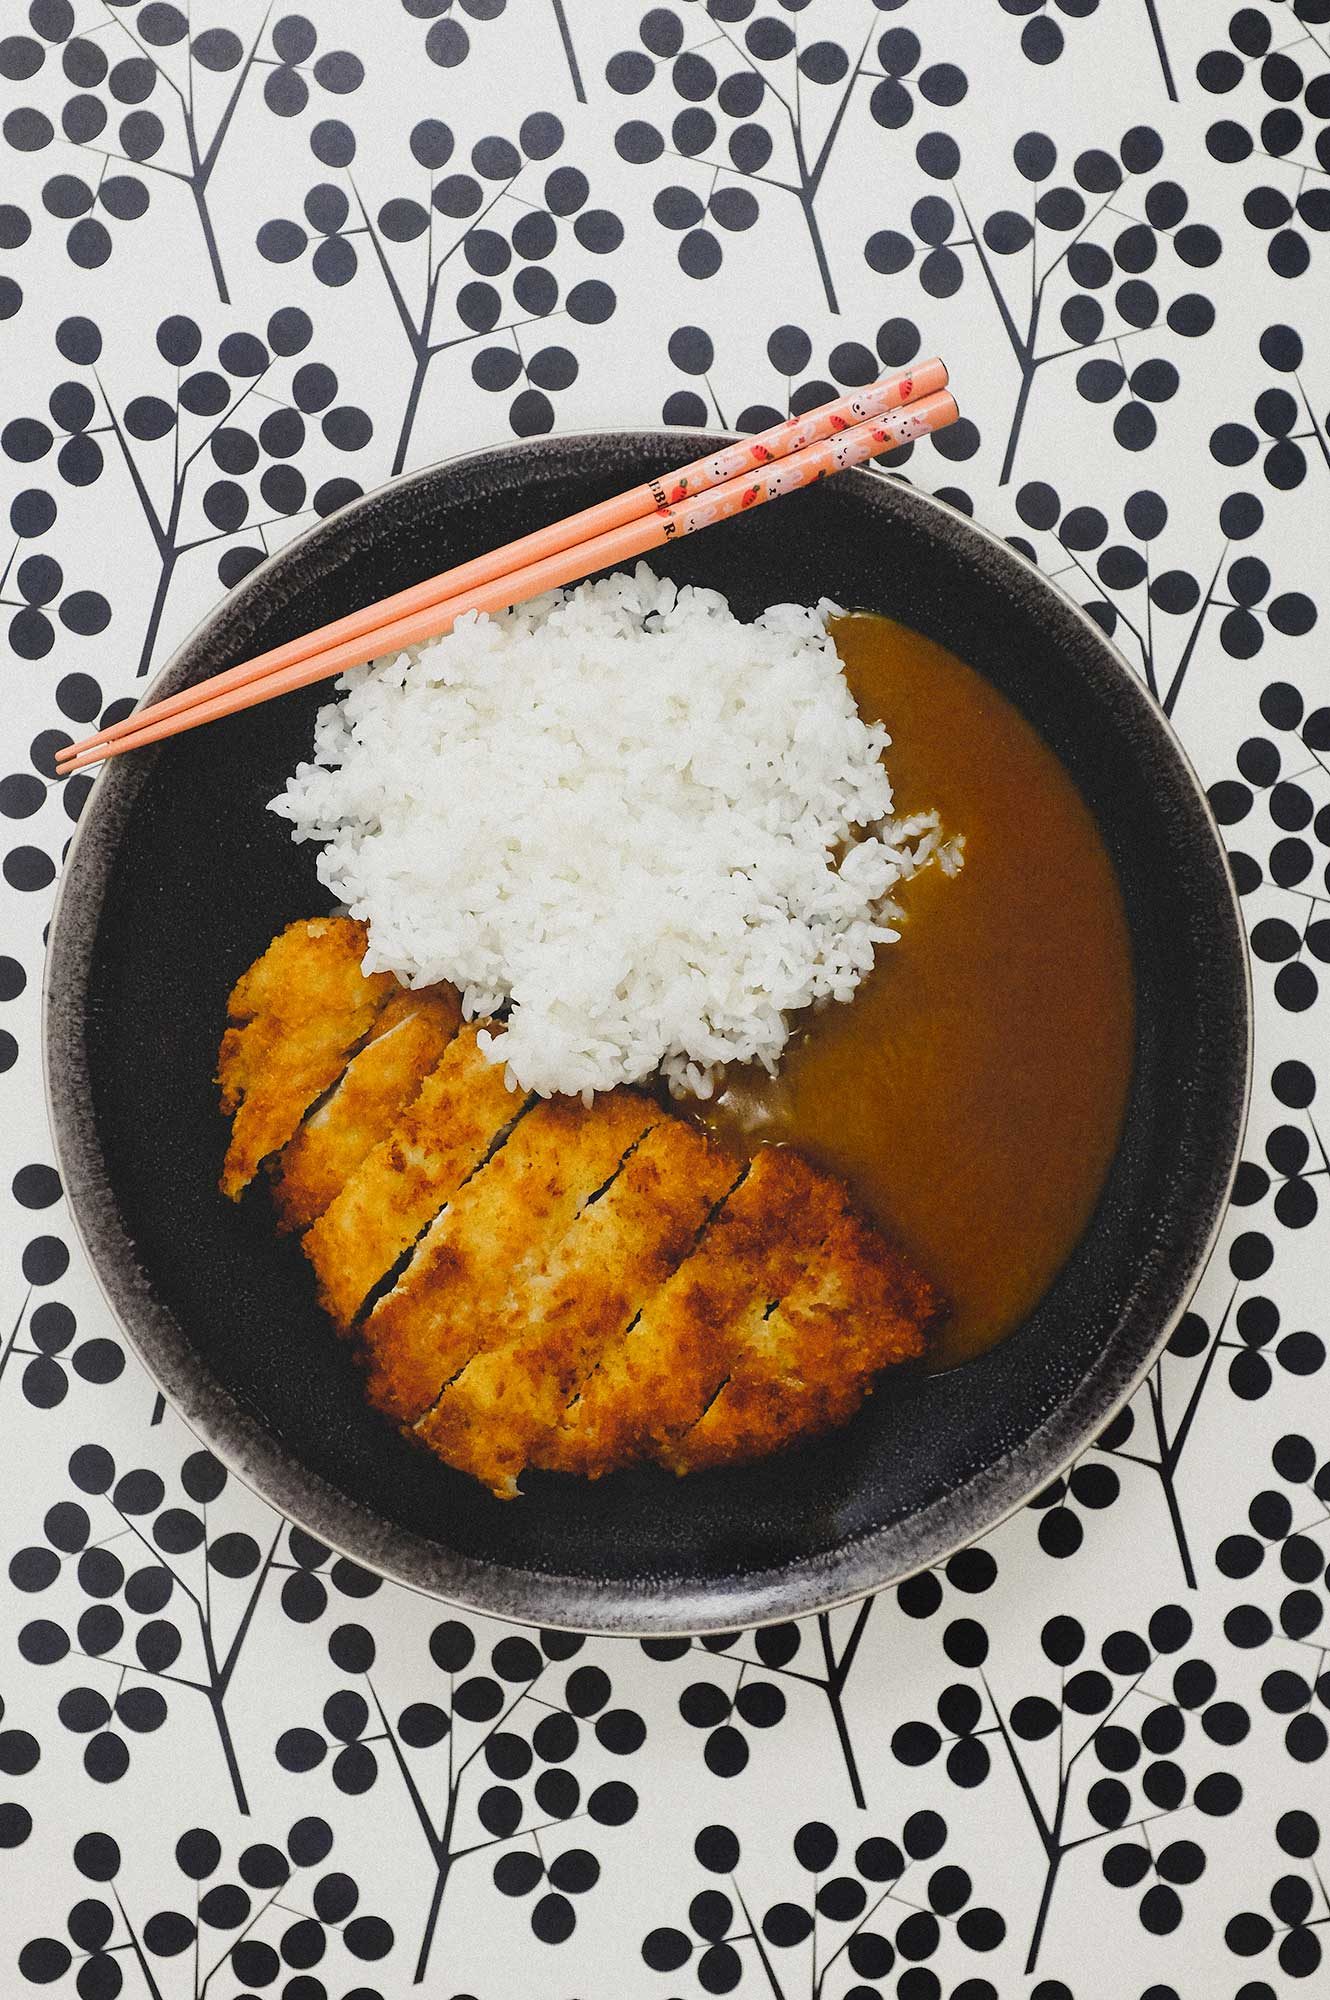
<box><xmin>44</xmin><ymin>432</ymin><xmax>1250</xmax><ymax>1634</ymax></box>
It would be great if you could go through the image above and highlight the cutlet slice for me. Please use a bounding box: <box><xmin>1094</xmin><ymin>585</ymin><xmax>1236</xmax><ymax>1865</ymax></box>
<box><xmin>218</xmin><ymin>916</ymin><xmax>395</xmax><ymax>1200</ymax></box>
<box><xmin>664</xmin><ymin>1210</ymin><xmax>936</xmax><ymax>1473</ymax></box>
<box><xmin>273</xmin><ymin>985</ymin><xmax>461</xmax><ymax>1232</ymax></box>
<box><xmin>303</xmin><ymin>1024</ymin><xmax>524</xmax><ymax>1329</ymax></box>
<box><xmin>552</xmin><ymin>1147</ymin><xmax>848</xmax><ymax>1479</ymax></box>
<box><xmin>418</xmin><ymin>1121</ymin><xmax>740</xmax><ymax>1497</ymax></box>
<box><xmin>361</xmin><ymin>1091</ymin><xmax>657</xmax><ymax>1426</ymax></box>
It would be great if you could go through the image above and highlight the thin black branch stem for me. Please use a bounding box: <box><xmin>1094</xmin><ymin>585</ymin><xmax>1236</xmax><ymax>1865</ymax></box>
<box><xmin>111</xmin><ymin>1892</ymin><xmax>167</xmax><ymax>2000</ymax></box>
<box><xmin>112</xmin><ymin>1500</ymin><xmax>204</xmax><ymax>1616</ymax></box>
<box><xmin>217</xmin><ymin>1519</ymin><xmax>284</xmax><ymax>1691</ymax></box>
<box><xmin>952</xmin><ymin>193</ymin><xmax>1028</xmax><ymax>365</ymax></box>
<box><xmin>197</xmin><ymin>1630</ymin><xmax>249</xmax><ymax>1815</ymax></box>
<box><xmin>66</xmin><ymin>1645</ymin><xmax>204</xmax><ymax>1695</ymax></box>
<box><xmin>0</xmin><ymin>1287</ymin><xmax>32</xmax><ymax>1393</ymax></box>
<box><xmin>814</xmin><ymin>1880</ymin><xmax>897</xmax><ymax>1996</ymax></box>
<box><xmin>198</xmin><ymin>1887</ymin><xmax>284</xmax><ymax>1999</ymax></box>
<box><xmin>180</xmin><ymin>362</ymin><xmax>276</xmax><ymax>475</ymax></box>
<box><xmin>981</xmin><ymin>1671</ymin><xmax>1054</xmax><ymax>1854</ymax></box>
<box><xmin>392</xmin><ymin>349</ymin><xmax>433</xmax><ymax>478</ymax></box>
<box><xmin>1024</xmin><ymin>1841</ymin><xmax>1066</xmax><ymax>1974</ymax></box>
<box><xmin>808</xmin><ymin>26</ymin><xmax>875</xmax><ymax>193</ymax></box>
<box><xmin>1058</xmin><ymin>541</ymin><xmax>1153</xmax><ymax>687</ymax></box>
<box><xmin>135</xmin><ymin>548</ymin><xmax>178</xmax><ymax>679</ymax></box>
<box><xmin>200</xmin><ymin>0</ymin><xmax>275</xmax><ymax>181</ymax></box>
<box><xmin>816</xmin><ymin>1612</ymin><xmax>867</xmax><ymax>1808</ymax></box>
<box><xmin>455</xmin><ymin>1667</ymin><xmax>550</xmax><ymax>1784</ymax></box>
<box><xmin>1039</xmin><ymin>189</ymin><xmax>1120</xmax><ymax>291</ymax></box>
<box><xmin>1163</xmin><ymin>544</ymin><xmax>1227</xmax><ymax>716</ymax></box>
<box><xmin>349</xmin><ymin>183</ymin><xmax>425</xmax><ymax>354</ymax></box>
<box><xmin>1143</xmin><ymin>0</ymin><xmax>1178</xmax><ymax>102</ymax></box>
<box><xmin>701</xmin><ymin>11</ymin><xmax>839</xmax><ymax>309</ymax></box>
<box><xmin>188</xmin><ymin>179</ymin><xmax>230</xmax><ymax>305</ymax></box>
<box><xmin>413</xmin><ymin>1790</ymin><xmax>459</xmax><ymax>1984</ymax></box>
<box><xmin>710</xmin><ymin>18</ymin><xmax>792</xmax><ymax>118</ymax></box>
<box><xmin>732</xmin><ymin>1880</ymin><xmax>789</xmax><ymax>2000</ymax></box>
<box><xmin>659</xmin><ymin>144</ymin><xmax>798</xmax><ymax>196</ymax></box>
<box><xmin>1065</xmin><ymin>1668</ymin><xmax>1149</xmax><ymax>1781</ymax></box>
<box><xmin>1147</xmin><ymin>1373</ymin><xmax>1197</xmax><ymax>1589</ymax></box>
<box><xmin>365</xmin><ymin>1681</ymin><xmax>443</xmax><ymax>1863</ymax></box>
<box><xmin>64</xmin><ymin>138</ymin><xmax>190</xmax><ymax>183</ymax></box>
<box><xmin>100</xmin><ymin>1</ymin><xmax>186</xmax><ymax>113</ymax></box>
<box><xmin>97</xmin><ymin>375</ymin><xmax>166</xmax><ymax>549</ymax></box>
<box><xmin>549</xmin><ymin>0</ymin><xmax>586</xmax><ymax>104</ymax></box>
<box><xmin>1166</xmin><ymin>1279</ymin><xmax>1235</xmax><ymax>1472</ymax></box>
<box><xmin>428</xmin><ymin>178</ymin><xmax>522</xmax><ymax>299</ymax></box>
<box><xmin>1295</xmin><ymin>374</ymin><xmax>1330</xmax><ymax>478</ymax></box>
<box><xmin>834</xmin><ymin>1597</ymin><xmax>874</xmax><ymax>1688</ymax></box>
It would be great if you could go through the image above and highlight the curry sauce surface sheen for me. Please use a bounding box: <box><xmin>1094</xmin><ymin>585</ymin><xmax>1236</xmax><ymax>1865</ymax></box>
<box><xmin>697</xmin><ymin>612</ymin><xmax>1136</xmax><ymax>1367</ymax></box>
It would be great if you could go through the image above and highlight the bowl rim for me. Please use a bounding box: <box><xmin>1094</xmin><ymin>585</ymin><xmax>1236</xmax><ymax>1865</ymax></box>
<box><xmin>43</xmin><ymin>427</ymin><xmax>1253</xmax><ymax>1634</ymax></box>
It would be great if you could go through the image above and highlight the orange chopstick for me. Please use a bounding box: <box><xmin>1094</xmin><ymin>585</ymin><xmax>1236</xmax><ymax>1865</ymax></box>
<box><xmin>61</xmin><ymin>390</ymin><xmax>957</xmax><ymax>774</ymax></box>
<box><xmin>57</xmin><ymin>360</ymin><xmax>947</xmax><ymax>771</ymax></box>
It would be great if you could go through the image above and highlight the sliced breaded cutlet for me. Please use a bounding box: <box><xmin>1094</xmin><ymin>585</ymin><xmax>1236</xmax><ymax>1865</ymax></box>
<box><xmin>273</xmin><ymin>984</ymin><xmax>461</xmax><ymax>1232</ymax></box>
<box><xmin>417</xmin><ymin>1120</ymin><xmax>740</xmax><ymax>1496</ymax></box>
<box><xmin>664</xmin><ymin>1207</ymin><xmax>937</xmax><ymax>1473</ymax></box>
<box><xmin>549</xmin><ymin>1147</ymin><xmax>849</xmax><ymax>1479</ymax></box>
<box><xmin>217</xmin><ymin>916</ymin><xmax>395</xmax><ymax>1201</ymax></box>
<box><xmin>303</xmin><ymin>1023</ymin><xmax>524</xmax><ymax>1329</ymax></box>
<box><xmin>361</xmin><ymin>1090</ymin><xmax>658</xmax><ymax>1426</ymax></box>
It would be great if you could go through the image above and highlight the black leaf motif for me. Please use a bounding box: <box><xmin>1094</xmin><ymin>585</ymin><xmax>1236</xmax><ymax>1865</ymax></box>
<box><xmin>276</xmin><ymin>1616</ymin><xmax>642</xmax><ymax>1981</ymax></box>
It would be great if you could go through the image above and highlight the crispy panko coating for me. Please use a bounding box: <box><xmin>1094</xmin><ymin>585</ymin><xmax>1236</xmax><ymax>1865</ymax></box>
<box><xmin>217</xmin><ymin>917</ymin><xmax>394</xmax><ymax>1201</ymax></box>
<box><xmin>361</xmin><ymin>1091</ymin><xmax>658</xmax><ymax>1425</ymax></box>
<box><xmin>273</xmin><ymin>985</ymin><xmax>461</xmax><ymax>1232</ymax></box>
<box><xmin>220</xmin><ymin>923</ymin><xmax>939</xmax><ymax>1492</ymax></box>
<box><xmin>663</xmin><ymin>1208</ymin><xmax>937</xmax><ymax>1472</ymax></box>
<box><xmin>551</xmin><ymin>1148</ymin><xmax>849</xmax><ymax>1478</ymax></box>
<box><xmin>303</xmin><ymin>1023</ymin><xmax>524</xmax><ymax>1329</ymax></box>
<box><xmin>417</xmin><ymin>1121</ymin><xmax>739</xmax><ymax>1495</ymax></box>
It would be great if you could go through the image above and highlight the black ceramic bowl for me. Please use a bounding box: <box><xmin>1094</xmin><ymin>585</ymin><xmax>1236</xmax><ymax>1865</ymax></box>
<box><xmin>45</xmin><ymin>432</ymin><xmax>1250</xmax><ymax>1633</ymax></box>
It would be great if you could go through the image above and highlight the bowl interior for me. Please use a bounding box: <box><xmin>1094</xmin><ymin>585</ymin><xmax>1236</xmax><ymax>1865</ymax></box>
<box><xmin>47</xmin><ymin>433</ymin><xmax>1249</xmax><ymax>1630</ymax></box>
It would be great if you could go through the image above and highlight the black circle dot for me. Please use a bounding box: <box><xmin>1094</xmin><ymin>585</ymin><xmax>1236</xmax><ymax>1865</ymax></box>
<box><xmin>286</xmin><ymin>1816</ymin><xmax>333</xmax><ymax>1866</ymax></box>
<box><xmin>678</xmin><ymin>229</ymin><xmax>721</xmax><ymax>279</ymax></box>
<box><xmin>21</xmin><ymin>1233</ymin><xmax>67</xmax><ymax>1282</ymax></box>
<box><xmin>19</xmin><ymin>1941</ymin><xmax>72</xmax><ymax>1984</ymax></box>
<box><xmin>1277</xmin><ymin>1810</ymin><xmax>1320</xmax><ymax>1859</ymax></box>
<box><xmin>328</xmin><ymin>1622</ymin><xmax>374</xmax><ymax>1675</ymax></box>
<box><xmin>1272</xmin><ymin>1061</ymin><xmax>1314</xmax><ymax>1109</ymax></box>
<box><xmin>1275</xmin><ymin>963</ymin><xmax>1318</xmax><ymax>1012</ymax></box>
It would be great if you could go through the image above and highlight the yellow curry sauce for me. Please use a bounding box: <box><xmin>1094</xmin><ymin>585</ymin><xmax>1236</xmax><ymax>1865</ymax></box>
<box><xmin>695</xmin><ymin>612</ymin><xmax>1136</xmax><ymax>1368</ymax></box>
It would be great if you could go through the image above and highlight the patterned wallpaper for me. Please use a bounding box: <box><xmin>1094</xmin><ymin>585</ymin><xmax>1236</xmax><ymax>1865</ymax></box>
<box><xmin>2</xmin><ymin>3</ymin><xmax>1328</xmax><ymax>1995</ymax></box>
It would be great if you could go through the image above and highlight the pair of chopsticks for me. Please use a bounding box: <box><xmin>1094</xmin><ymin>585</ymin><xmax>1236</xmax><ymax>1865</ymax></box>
<box><xmin>57</xmin><ymin>362</ymin><xmax>955</xmax><ymax>776</ymax></box>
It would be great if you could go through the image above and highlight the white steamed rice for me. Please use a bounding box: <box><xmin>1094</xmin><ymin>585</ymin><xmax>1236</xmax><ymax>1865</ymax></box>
<box><xmin>271</xmin><ymin>565</ymin><xmax>959</xmax><ymax>1099</ymax></box>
